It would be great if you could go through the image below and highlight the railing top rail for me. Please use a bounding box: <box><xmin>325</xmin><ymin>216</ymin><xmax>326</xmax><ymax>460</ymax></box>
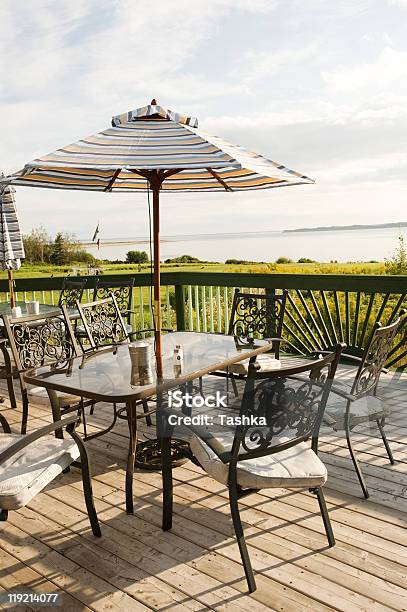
<box><xmin>1</xmin><ymin>271</ymin><xmax>406</xmax><ymax>293</ymax></box>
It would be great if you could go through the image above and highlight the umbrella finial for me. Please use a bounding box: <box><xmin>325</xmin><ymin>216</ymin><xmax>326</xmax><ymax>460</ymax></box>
<box><xmin>150</xmin><ymin>98</ymin><xmax>157</xmax><ymax>106</ymax></box>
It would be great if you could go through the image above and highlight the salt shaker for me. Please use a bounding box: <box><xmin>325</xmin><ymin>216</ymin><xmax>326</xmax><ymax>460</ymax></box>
<box><xmin>173</xmin><ymin>345</ymin><xmax>183</xmax><ymax>366</ymax></box>
<box><xmin>173</xmin><ymin>345</ymin><xmax>184</xmax><ymax>377</ymax></box>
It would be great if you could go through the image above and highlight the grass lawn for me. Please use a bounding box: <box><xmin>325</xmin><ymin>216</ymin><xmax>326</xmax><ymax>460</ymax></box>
<box><xmin>0</xmin><ymin>260</ymin><xmax>386</xmax><ymax>279</ymax></box>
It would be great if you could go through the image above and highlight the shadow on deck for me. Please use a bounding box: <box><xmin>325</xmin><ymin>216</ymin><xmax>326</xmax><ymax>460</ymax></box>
<box><xmin>0</xmin><ymin>367</ymin><xmax>406</xmax><ymax>611</ymax></box>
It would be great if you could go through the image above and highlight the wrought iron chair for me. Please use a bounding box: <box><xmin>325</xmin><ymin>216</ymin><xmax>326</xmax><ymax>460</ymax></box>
<box><xmin>324</xmin><ymin>310</ymin><xmax>406</xmax><ymax>498</ymax></box>
<box><xmin>2</xmin><ymin>310</ymin><xmax>92</xmax><ymax>435</ymax></box>
<box><xmin>76</xmin><ymin>294</ymin><xmax>129</xmax><ymax>350</ymax></box>
<box><xmin>160</xmin><ymin>344</ymin><xmax>344</xmax><ymax>593</ymax></box>
<box><xmin>75</xmin><ymin>294</ymin><xmax>154</xmax><ymax>436</ymax></box>
<box><xmin>58</xmin><ymin>277</ymin><xmax>87</xmax><ymax>309</ymax></box>
<box><xmin>0</xmin><ymin>337</ymin><xmax>17</xmax><ymax>411</ymax></box>
<box><xmin>209</xmin><ymin>289</ymin><xmax>289</xmax><ymax>396</ymax></box>
<box><xmin>93</xmin><ymin>278</ymin><xmax>135</xmax><ymax>336</ymax></box>
<box><xmin>0</xmin><ymin>411</ymin><xmax>101</xmax><ymax>537</ymax></box>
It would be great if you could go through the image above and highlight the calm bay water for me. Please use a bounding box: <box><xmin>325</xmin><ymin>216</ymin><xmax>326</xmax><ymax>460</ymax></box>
<box><xmin>82</xmin><ymin>226</ymin><xmax>405</xmax><ymax>263</ymax></box>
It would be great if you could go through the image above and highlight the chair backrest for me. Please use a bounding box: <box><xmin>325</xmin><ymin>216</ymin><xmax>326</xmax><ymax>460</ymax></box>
<box><xmin>93</xmin><ymin>278</ymin><xmax>134</xmax><ymax>323</ymax></box>
<box><xmin>351</xmin><ymin>310</ymin><xmax>406</xmax><ymax>397</ymax></box>
<box><xmin>228</xmin><ymin>289</ymin><xmax>288</xmax><ymax>355</ymax></box>
<box><xmin>228</xmin><ymin>345</ymin><xmax>343</xmax><ymax>466</ymax></box>
<box><xmin>2</xmin><ymin>311</ymin><xmax>80</xmax><ymax>377</ymax></box>
<box><xmin>58</xmin><ymin>278</ymin><xmax>87</xmax><ymax>308</ymax></box>
<box><xmin>76</xmin><ymin>294</ymin><xmax>129</xmax><ymax>350</ymax></box>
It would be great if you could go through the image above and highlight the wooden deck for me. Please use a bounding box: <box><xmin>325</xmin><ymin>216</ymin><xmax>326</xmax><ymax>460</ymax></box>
<box><xmin>0</xmin><ymin>367</ymin><xmax>406</xmax><ymax>611</ymax></box>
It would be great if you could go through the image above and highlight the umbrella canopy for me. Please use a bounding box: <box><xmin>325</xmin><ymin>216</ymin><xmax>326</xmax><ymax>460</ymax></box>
<box><xmin>0</xmin><ymin>172</ymin><xmax>25</xmax><ymax>308</ymax></box>
<box><xmin>5</xmin><ymin>102</ymin><xmax>313</xmax><ymax>192</ymax></box>
<box><xmin>0</xmin><ymin>173</ymin><xmax>25</xmax><ymax>270</ymax></box>
<box><xmin>3</xmin><ymin>101</ymin><xmax>313</xmax><ymax>374</ymax></box>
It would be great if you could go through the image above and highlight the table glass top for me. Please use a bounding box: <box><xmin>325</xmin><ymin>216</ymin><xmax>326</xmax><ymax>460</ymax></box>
<box><xmin>0</xmin><ymin>302</ymin><xmax>61</xmax><ymax>318</ymax></box>
<box><xmin>24</xmin><ymin>332</ymin><xmax>272</xmax><ymax>402</ymax></box>
<box><xmin>0</xmin><ymin>302</ymin><xmax>78</xmax><ymax>323</ymax></box>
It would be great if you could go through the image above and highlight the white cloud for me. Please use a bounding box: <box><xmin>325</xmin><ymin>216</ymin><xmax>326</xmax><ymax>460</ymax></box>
<box><xmin>233</xmin><ymin>43</ymin><xmax>320</xmax><ymax>85</ymax></box>
<box><xmin>322</xmin><ymin>47</ymin><xmax>407</xmax><ymax>95</ymax></box>
<box><xmin>1</xmin><ymin>0</ymin><xmax>406</xmax><ymax>242</ymax></box>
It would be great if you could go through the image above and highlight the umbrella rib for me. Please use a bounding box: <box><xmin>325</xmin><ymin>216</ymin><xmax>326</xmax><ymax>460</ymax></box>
<box><xmin>104</xmin><ymin>169</ymin><xmax>122</xmax><ymax>192</ymax></box>
<box><xmin>161</xmin><ymin>169</ymin><xmax>182</xmax><ymax>179</ymax></box>
<box><xmin>206</xmin><ymin>168</ymin><xmax>232</xmax><ymax>191</ymax></box>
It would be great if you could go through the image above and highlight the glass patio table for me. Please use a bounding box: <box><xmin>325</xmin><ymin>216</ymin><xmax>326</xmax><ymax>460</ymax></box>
<box><xmin>23</xmin><ymin>331</ymin><xmax>273</xmax><ymax>513</ymax></box>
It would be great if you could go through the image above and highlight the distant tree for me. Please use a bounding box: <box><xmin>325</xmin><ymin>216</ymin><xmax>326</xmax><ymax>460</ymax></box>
<box><xmin>276</xmin><ymin>256</ymin><xmax>293</xmax><ymax>264</ymax></box>
<box><xmin>50</xmin><ymin>233</ymin><xmax>66</xmax><ymax>265</ymax></box>
<box><xmin>297</xmin><ymin>257</ymin><xmax>316</xmax><ymax>263</ymax></box>
<box><xmin>23</xmin><ymin>226</ymin><xmax>52</xmax><ymax>263</ymax></box>
<box><xmin>164</xmin><ymin>254</ymin><xmax>200</xmax><ymax>263</ymax></box>
<box><xmin>385</xmin><ymin>236</ymin><xmax>407</xmax><ymax>274</ymax></box>
<box><xmin>71</xmin><ymin>250</ymin><xmax>96</xmax><ymax>264</ymax></box>
<box><xmin>23</xmin><ymin>227</ymin><xmax>97</xmax><ymax>266</ymax></box>
<box><xmin>126</xmin><ymin>250</ymin><xmax>149</xmax><ymax>264</ymax></box>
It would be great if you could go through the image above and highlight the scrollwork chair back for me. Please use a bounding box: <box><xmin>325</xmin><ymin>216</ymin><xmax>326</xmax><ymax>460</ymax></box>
<box><xmin>230</xmin><ymin>346</ymin><xmax>343</xmax><ymax>464</ymax></box>
<box><xmin>351</xmin><ymin>310</ymin><xmax>406</xmax><ymax>398</ymax></box>
<box><xmin>76</xmin><ymin>294</ymin><xmax>128</xmax><ymax>350</ymax></box>
<box><xmin>228</xmin><ymin>289</ymin><xmax>288</xmax><ymax>356</ymax></box>
<box><xmin>58</xmin><ymin>278</ymin><xmax>87</xmax><ymax>309</ymax></box>
<box><xmin>3</xmin><ymin>311</ymin><xmax>80</xmax><ymax>373</ymax></box>
<box><xmin>93</xmin><ymin>278</ymin><xmax>134</xmax><ymax>325</ymax></box>
<box><xmin>2</xmin><ymin>310</ymin><xmax>80</xmax><ymax>433</ymax></box>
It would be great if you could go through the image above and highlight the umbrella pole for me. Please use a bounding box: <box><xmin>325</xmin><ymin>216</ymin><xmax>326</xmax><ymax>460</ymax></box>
<box><xmin>8</xmin><ymin>270</ymin><xmax>15</xmax><ymax>309</ymax></box>
<box><xmin>152</xmin><ymin>182</ymin><xmax>163</xmax><ymax>379</ymax></box>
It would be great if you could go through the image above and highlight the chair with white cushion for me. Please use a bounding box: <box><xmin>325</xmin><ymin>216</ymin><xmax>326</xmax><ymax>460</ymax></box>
<box><xmin>2</xmin><ymin>310</ymin><xmax>92</xmax><ymax>435</ymax></box>
<box><xmin>208</xmin><ymin>289</ymin><xmax>289</xmax><ymax>396</ymax></box>
<box><xmin>324</xmin><ymin>310</ymin><xmax>406</xmax><ymax>499</ymax></box>
<box><xmin>160</xmin><ymin>345</ymin><xmax>344</xmax><ymax>593</ymax></box>
<box><xmin>0</xmin><ymin>411</ymin><xmax>101</xmax><ymax>537</ymax></box>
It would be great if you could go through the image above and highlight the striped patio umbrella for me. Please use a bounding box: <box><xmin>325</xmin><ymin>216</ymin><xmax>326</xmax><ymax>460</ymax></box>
<box><xmin>0</xmin><ymin>172</ymin><xmax>25</xmax><ymax>308</ymax></box>
<box><xmin>3</xmin><ymin>101</ymin><xmax>313</xmax><ymax>374</ymax></box>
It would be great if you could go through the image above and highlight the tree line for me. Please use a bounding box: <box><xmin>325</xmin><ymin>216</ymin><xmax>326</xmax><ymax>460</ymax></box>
<box><xmin>23</xmin><ymin>227</ymin><xmax>95</xmax><ymax>265</ymax></box>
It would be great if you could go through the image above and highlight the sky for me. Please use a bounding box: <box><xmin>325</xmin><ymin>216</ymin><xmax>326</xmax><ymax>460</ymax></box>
<box><xmin>1</xmin><ymin>0</ymin><xmax>406</xmax><ymax>240</ymax></box>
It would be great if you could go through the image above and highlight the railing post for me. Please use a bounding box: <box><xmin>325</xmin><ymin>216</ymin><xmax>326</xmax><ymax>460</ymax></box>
<box><xmin>175</xmin><ymin>284</ymin><xmax>186</xmax><ymax>331</ymax></box>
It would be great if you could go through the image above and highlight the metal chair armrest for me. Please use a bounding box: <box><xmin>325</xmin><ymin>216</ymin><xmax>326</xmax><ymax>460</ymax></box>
<box><xmin>0</xmin><ymin>415</ymin><xmax>78</xmax><ymax>465</ymax></box>
<box><xmin>80</xmin><ymin>345</ymin><xmax>118</xmax><ymax>367</ymax></box>
<box><xmin>129</xmin><ymin>327</ymin><xmax>174</xmax><ymax>339</ymax></box>
<box><xmin>329</xmin><ymin>384</ymin><xmax>355</xmax><ymax>402</ymax></box>
<box><xmin>310</xmin><ymin>350</ymin><xmax>388</xmax><ymax>374</ymax></box>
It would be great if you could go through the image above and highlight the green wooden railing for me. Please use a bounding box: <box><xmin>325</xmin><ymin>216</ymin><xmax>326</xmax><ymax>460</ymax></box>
<box><xmin>1</xmin><ymin>272</ymin><xmax>406</xmax><ymax>369</ymax></box>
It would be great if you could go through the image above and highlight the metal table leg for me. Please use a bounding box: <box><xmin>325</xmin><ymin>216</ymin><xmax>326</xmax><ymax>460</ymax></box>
<box><xmin>126</xmin><ymin>400</ymin><xmax>137</xmax><ymax>514</ymax></box>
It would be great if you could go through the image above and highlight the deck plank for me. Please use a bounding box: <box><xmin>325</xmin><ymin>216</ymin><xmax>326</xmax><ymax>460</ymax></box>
<box><xmin>0</xmin><ymin>368</ymin><xmax>406</xmax><ymax>611</ymax></box>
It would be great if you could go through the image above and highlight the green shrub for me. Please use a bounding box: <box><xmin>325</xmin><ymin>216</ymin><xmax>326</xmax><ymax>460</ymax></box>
<box><xmin>164</xmin><ymin>255</ymin><xmax>201</xmax><ymax>263</ymax></box>
<box><xmin>126</xmin><ymin>250</ymin><xmax>149</xmax><ymax>264</ymax></box>
<box><xmin>385</xmin><ymin>236</ymin><xmax>407</xmax><ymax>275</ymax></box>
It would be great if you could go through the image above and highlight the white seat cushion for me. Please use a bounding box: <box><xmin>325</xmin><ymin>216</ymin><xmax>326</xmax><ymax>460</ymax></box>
<box><xmin>326</xmin><ymin>396</ymin><xmax>388</xmax><ymax>431</ymax></box>
<box><xmin>190</xmin><ymin>430</ymin><xmax>327</xmax><ymax>489</ymax></box>
<box><xmin>27</xmin><ymin>384</ymin><xmax>80</xmax><ymax>408</ymax></box>
<box><xmin>221</xmin><ymin>354</ymin><xmax>281</xmax><ymax>376</ymax></box>
<box><xmin>0</xmin><ymin>433</ymin><xmax>79</xmax><ymax>509</ymax></box>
